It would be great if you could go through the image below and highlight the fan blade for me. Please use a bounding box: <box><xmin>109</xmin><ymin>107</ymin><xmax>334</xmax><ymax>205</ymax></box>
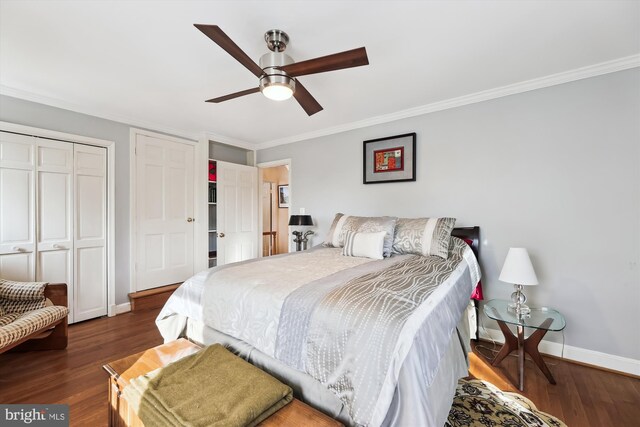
<box><xmin>194</xmin><ymin>24</ymin><xmax>263</xmax><ymax>78</ymax></box>
<box><xmin>293</xmin><ymin>80</ymin><xmax>323</xmax><ymax>116</ymax></box>
<box><xmin>281</xmin><ymin>47</ymin><xmax>369</xmax><ymax>77</ymax></box>
<box><xmin>206</xmin><ymin>87</ymin><xmax>260</xmax><ymax>103</ymax></box>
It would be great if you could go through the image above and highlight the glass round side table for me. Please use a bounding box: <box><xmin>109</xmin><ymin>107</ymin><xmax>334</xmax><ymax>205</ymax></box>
<box><xmin>483</xmin><ymin>299</ymin><xmax>566</xmax><ymax>391</ymax></box>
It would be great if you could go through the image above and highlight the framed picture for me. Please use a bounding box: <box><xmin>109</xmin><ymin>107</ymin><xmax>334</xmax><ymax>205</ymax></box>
<box><xmin>278</xmin><ymin>185</ymin><xmax>290</xmax><ymax>208</ymax></box>
<box><xmin>363</xmin><ymin>133</ymin><xmax>416</xmax><ymax>184</ymax></box>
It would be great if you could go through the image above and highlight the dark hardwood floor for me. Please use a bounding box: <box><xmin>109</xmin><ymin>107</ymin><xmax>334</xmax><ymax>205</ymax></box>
<box><xmin>468</xmin><ymin>341</ymin><xmax>640</xmax><ymax>427</ymax></box>
<box><xmin>0</xmin><ymin>308</ymin><xmax>164</xmax><ymax>426</ymax></box>
<box><xmin>1</xmin><ymin>308</ymin><xmax>638</xmax><ymax>426</ymax></box>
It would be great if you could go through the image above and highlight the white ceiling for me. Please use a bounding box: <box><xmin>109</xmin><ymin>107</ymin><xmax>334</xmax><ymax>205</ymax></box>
<box><xmin>1</xmin><ymin>1</ymin><xmax>638</xmax><ymax>147</ymax></box>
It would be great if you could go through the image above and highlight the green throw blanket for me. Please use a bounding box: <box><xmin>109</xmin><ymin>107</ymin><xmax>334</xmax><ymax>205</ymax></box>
<box><xmin>123</xmin><ymin>344</ymin><xmax>293</xmax><ymax>427</ymax></box>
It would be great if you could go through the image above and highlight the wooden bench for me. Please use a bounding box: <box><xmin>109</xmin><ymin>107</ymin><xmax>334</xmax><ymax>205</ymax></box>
<box><xmin>103</xmin><ymin>338</ymin><xmax>342</xmax><ymax>427</ymax></box>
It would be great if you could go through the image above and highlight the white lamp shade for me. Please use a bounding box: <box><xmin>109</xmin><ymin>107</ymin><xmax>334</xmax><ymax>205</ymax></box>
<box><xmin>499</xmin><ymin>248</ymin><xmax>539</xmax><ymax>286</ymax></box>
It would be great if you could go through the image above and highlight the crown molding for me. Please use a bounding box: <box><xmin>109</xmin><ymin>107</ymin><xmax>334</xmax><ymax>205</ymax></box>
<box><xmin>0</xmin><ymin>84</ymin><xmax>253</xmax><ymax>149</ymax></box>
<box><xmin>202</xmin><ymin>131</ymin><xmax>256</xmax><ymax>151</ymax></box>
<box><xmin>256</xmin><ymin>54</ymin><xmax>640</xmax><ymax>150</ymax></box>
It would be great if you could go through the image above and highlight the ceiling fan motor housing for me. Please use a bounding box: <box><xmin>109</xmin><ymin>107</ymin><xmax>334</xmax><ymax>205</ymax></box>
<box><xmin>259</xmin><ymin>51</ymin><xmax>296</xmax><ymax>94</ymax></box>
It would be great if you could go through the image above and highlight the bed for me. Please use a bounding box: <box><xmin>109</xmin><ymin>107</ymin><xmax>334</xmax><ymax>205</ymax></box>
<box><xmin>157</xmin><ymin>221</ymin><xmax>481</xmax><ymax>427</ymax></box>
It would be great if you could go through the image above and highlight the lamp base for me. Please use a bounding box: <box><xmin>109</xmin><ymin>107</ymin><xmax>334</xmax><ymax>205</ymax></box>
<box><xmin>508</xmin><ymin>303</ymin><xmax>531</xmax><ymax>316</ymax></box>
<box><xmin>292</xmin><ymin>230</ymin><xmax>303</xmax><ymax>251</ymax></box>
<box><xmin>508</xmin><ymin>284</ymin><xmax>531</xmax><ymax>316</ymax></box>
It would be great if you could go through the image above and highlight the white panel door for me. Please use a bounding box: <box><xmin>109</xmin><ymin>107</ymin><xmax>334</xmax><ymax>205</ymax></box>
<box><xmin>217</xmin><ymin>161</ymin><xmax>258</xmax><ymax>265</ymax></box>
<box><xmin>36</xmin><ymin>139</ymin><xmax>74</xmax><ymax>319</ymax></box>
<box><xmin>74</xmin><ymin>144</ymin><xmax>107</xmax><ymax>322</ymax></box>
<box><xmin>135</xmin><ymin>134</ymin><xmax>195</xmax><ymax>291</ymax></box>
<box><xmin>0</xmin><ymin>132</ymin><xmax>36</xmax><ymax>281</ymax></box>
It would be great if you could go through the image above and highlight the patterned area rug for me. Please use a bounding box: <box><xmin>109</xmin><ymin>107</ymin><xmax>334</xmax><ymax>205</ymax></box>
<box><xmin>446</xmin><ymin>379</ymin><xmax>567</xmax><ymax>427</ymax></box>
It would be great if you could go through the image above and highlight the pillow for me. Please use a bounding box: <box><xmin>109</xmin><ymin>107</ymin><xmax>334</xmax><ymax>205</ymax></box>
<box><xmin>392</xmin><ymin>217</ymin><xmax>456</xmax><ymax>259</ymax></box>
<box><xmin>324</xmin><ymin>213</ymin><xmax>347</xmax><ymax>247</ymax></box>
<box><xmin>1</xmin><ymin>298</ymin><xmax>46</xmax><ymax>314</ymax></box>
<box><xmin>0</xmin><ymin>279</ymin><xmax>47</xmax><ymax>301</ymax></box>
<box><xmin>324</xmin><ymin>214</ymin><xmax>397</xmax><ymax>257</ymax></box>
<box><xmin>342</xmin><ymin>231</ymin><xmax>386</xmax><ymax>260</ymax></box>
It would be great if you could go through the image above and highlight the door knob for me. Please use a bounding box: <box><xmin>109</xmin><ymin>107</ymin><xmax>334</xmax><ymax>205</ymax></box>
<box><xmin>218</xmin><ymin>232</ymin><xmax>225</xmax><ymax>238</ymax></box>
<box><xmin>53</xmin><ymin>244</ymin><xmax>63</xmax><ymax>249</ymax></box>
<box><xmin>187</xmin><ymin>217</ymin><xmax>194</xmax><ymax>222</ymax></box>
<box><xmin>12</xmin><ymin>246</ymin><xmax>24</xmax><ymax>252</ymax></box>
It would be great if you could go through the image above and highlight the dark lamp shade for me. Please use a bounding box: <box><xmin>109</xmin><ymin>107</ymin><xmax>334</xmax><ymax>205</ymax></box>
<box><xmin>288</xmin><ymin>215</ymin><xmax>313</xmax><ymax>226</ymax></box>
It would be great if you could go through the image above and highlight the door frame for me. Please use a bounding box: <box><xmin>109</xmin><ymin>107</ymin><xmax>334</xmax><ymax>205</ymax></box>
<box><xmin>196</xmin><ymin>136</ymin><xmax>211</xmax><ymax>273</ymax></box>
<box><xmin>257</xmin><ymin>159</ymin><xmax>292</xmax><ymax>254</ymax></box>
<box><xmin>0</xmin><ymin>121</ymin><xmax>117</xmax><ymax>316</ymax></box>
<box><xmin>129</xmin><ymin>128</ymin><xmax>203</xmax><ymax>293</ymax></box>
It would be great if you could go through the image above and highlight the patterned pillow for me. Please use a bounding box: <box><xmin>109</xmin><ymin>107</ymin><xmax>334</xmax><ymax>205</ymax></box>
<box><xmin>342</xmin><ymin>231</ymin><xmax>386</xmax><ymax>260</ymax></box>
<box><xmin>392</xmin><ymin>217</ymin><xmax>456</xmax><ymax>259</ymax></box>
<box><xmin>1</xmin><ymin>299</ymin><xmax>46</xmax><ymax>314</ymax></box>
<box><xmin>324</xmin><ymin>214</ymin><xmax>398</xmax><ymax>257</ymax></box>
<box><xmin>0</xmin><ymin>301</ymin><xmax>5</xmax><ymax>317</ymax></box>
<box><xmin>0</xmin><ymin>279</ymin><xmax>47</xmax><ymax>301</ymax></box>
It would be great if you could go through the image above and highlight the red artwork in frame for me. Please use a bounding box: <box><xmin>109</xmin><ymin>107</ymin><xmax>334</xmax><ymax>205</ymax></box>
<box><xmin>363</xmin><ymin>132</ymin><xmax>416</xmax><ymax>184</ymax></box>
<box><xmin>373</xmin><ymin>147</ymin><xmax>404</xmax><ymax>173</ymax></box>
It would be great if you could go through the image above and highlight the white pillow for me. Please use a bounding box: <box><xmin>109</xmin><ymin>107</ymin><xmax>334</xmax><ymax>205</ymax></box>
<box><xmin>342</xmin><ymin>231</ymin><xmax>386</xmax><ymax>260</ymax></box>
<box><xmin>324</xmin><ymin>213</ymin><xmax>398</xmax><ymax>257</ymax></box>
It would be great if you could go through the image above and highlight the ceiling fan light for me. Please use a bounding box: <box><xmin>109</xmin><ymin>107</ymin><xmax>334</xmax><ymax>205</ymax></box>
<box><xmin>260</xmin><ymin>72</ymin><xmax>296</xmax><ymax>101</ymax></box>
<box><xmin>262</xmin><ymin>83</ymin><xmax>294</xmax><ymax>101</ymax></box>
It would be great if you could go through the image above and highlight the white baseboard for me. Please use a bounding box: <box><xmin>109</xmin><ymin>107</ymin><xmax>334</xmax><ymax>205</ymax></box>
<box><xmin>109</xmin><ymin>302</ymin><xmax>131</xmax><ymax>316</ymax></box>
<box><xmin>479</xmin><ymin>327</ymin><xmax>640</xmax><ymax>377</ymax></box>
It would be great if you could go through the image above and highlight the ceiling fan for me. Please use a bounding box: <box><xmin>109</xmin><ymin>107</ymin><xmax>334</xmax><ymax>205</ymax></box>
<box><xmin>194</xmin><ymin>25</ymin><xmax>369</xmax><ymax>116</ymax></box>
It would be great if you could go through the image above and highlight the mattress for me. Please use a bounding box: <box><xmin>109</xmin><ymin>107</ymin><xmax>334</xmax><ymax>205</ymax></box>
<box><xmin>157</xmin><ymin>237</ymin><xmax>480</xmax><ymax>426</ymax></box>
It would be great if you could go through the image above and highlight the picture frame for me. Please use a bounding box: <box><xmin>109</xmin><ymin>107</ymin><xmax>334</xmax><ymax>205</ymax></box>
<box><xmin>278</xmin><ymin>185</ymin><xmax>290</xmax><ymax>208</ymax></box>
<box><xmin>363</xmin><ymin>133</ymin><xmax>416</xmax><ymax>184</ymax></box>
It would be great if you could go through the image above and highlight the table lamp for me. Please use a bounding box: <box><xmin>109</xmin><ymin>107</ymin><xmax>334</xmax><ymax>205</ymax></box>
<box><xmin>288</xmin><ymin>215</ymin><xmax>314</xmax><ymax>251</ymax></box>
<box><xmin>499</xmin><ymin>247</ymin><xmax>538</xmax><ymax>315</ymax></box>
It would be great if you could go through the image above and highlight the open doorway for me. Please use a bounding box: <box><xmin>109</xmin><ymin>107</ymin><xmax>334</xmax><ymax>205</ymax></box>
<box><xmin>259</xmin><ymin>164</ymin><xmax>290</xmax><ymax>256</ymax></box>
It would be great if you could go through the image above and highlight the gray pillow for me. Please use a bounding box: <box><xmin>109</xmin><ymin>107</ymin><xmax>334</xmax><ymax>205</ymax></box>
<box><xmin>324</xmin><ymin>213</ymin><xmax>398</xmax><ymax>257</ymax></box>
<box><xmin>324</xmin><ymin>213</ymin><xmax>346</xmax><ymax>247</ymax></box>
<box><xmin>392</xmin><ymin>217</ymin><xmax>456</xmax><ymax>259</ymax></box>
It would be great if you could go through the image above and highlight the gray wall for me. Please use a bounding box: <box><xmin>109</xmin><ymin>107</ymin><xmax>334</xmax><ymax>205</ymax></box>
<box><xmin>257</xmin><ymin>69</ymin><xmax>640</xmax><ymax>360</ymax></box>
<box><xmin>0</xmin><ymin>95</ymin><xmax>193</xmax><ymax>305</ymax></box>
<box><xmin>210</xmin><ymin>140</ymin><xmax>252</xmax><ymax>165</ymax></box>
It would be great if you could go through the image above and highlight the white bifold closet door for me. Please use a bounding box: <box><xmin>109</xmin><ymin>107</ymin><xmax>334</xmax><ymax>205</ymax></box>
<box><xmin>73</xmin><ymin>144</ymin><xmax>107</xmax><ymax>322</ymax></box>
<box><xmin>0</xmin><ymin>132</ymin><xmax>36</xmax><ymax>281</ymax></box>
<box><xmin>0</xmin><ymin>131</ymin><xmax>107</xmax><ymax>323</ymax></box>
<box><xmin>36</xmin><ymin>139</ymin><xmax>74</xmax><ymax>320</ymax></box>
